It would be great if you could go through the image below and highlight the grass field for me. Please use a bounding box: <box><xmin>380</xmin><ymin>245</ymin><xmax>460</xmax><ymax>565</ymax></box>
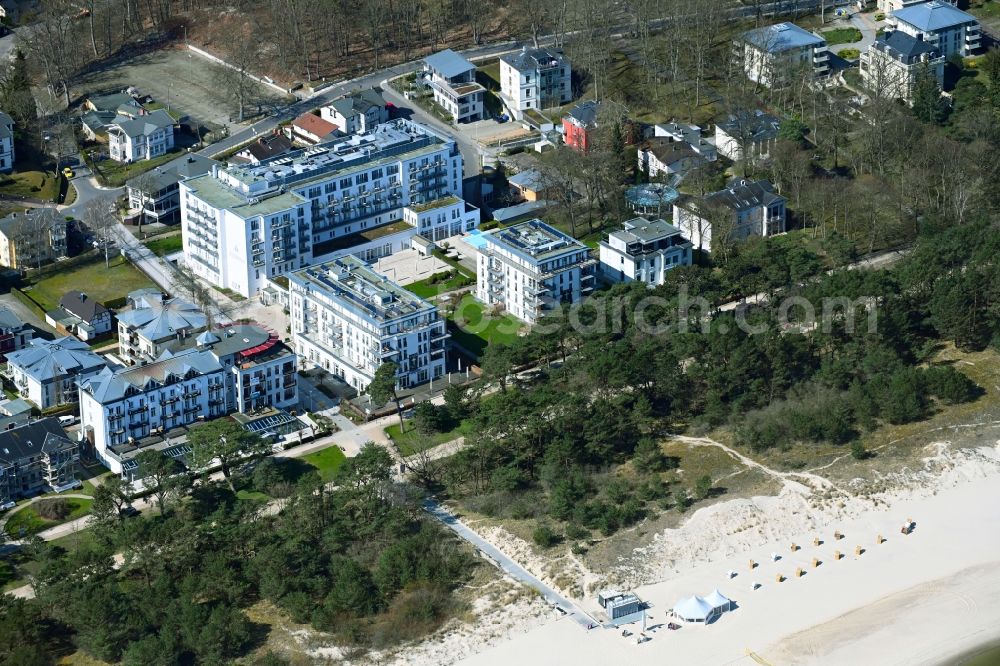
<box><xmin>23</xmin><ymin>254</ymin><xmax>155</xmax><ymax>312</ymax></box>
<box><xmin>405</xmin><ymin>270</ymin><xmax>473</xmax><ymax>299</ymax></box>
<box><xmin>0</xmin><ymin>170</ymin><xmax>59</xmax><ymax>201</ymax></box>
<box><xmin>447</xmin><ymin>293</ymin><xmax>523</xmax><ymax>358</ymax></box>
<box><xmin>4</xmin><ymin>498</ymin><xmax>93</xmax><ymax>539</ymax></box>
<box><xmin>300</xmin><ymin>446</ymin><xmax>347</xmax><ymax>483</ymax></box>
<box><xmin>95</xmin><ymin>150</ymin><xmax>183</xmax><ymax>187</ymax></box>
<box><xmin>142</xmin><ymin>233</ymin><xmax>183</xmax><ymax>256</ymax></box>
<box><xmin>822</xmin><ymin>28</ymin><xmax>863</xmax><ymax>45</ymax></box>
<box><xmin>386</xmin><ymin>419</ymin><xmax>472</xmax><ymax>456</ymax></box>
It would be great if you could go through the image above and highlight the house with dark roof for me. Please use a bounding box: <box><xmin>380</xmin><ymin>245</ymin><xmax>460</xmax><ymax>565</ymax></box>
<box><xmin>861</xmin><ymin>29</ymin><xmax>945</xmax><ymax>103</ymax></box>
<box><xmin>0</xmin><ymin>110</ymin><xmax>14</xmax><ymax>173</ymax></box>
<box><xmin>107</xmin><ymin>109</ymin><xmax>175</xmax><ymax>163</ymax></box>
<box><xmin>637</xmin><ymin>137</ymin><xmax>707</xmax><ymax>178</ymax></box>
<box><xmin>320</xmin><ymin>88</ymin><xmax>388</xmax><ymax>134</ymax></box>
<box><xmin>653</xmin><ymin>122</ymin><xmax>717</xmax><ymax>161</ymax></box>
<box><xmin>234</xmin><ymin>133</ymin><xmax>293</xmax><ymax>165</ymax></box>
<box><xmin>84</xmin><ymin>92</ymin><xmax>140</xmax><ymax>114</ymax></box>
<box><xmin>115</xmin><ymin>291</ymin><xmax>208</xmax><ymax>366</ymax></box>
<box><xmin>0</xmin><ymin>306</ymin><xmax>32</xmax><ymax>362</ymax></box>
<box><xmin>0</xmin><ymin>418</ymin><xmax>80</xmax><ymax>503</ymax></box>
<box><xmin>714</xmin><ymin>110</ymin><xmax>782</xmax><ymax>163</ymax></box>
<box><xmin>562</xmin><ymin>100</ymin><xmax>601</xmax><ymax>152</ymax></box>
<box><xmin>6</xmin><ymin>337</ymin><xmax>112</xmax><ymax>409</ymax></box>
<box><xmin>673</xmin><ymin>178</ymin><xmax>786</xmax><ymax>252</ymax></box>
<box><xmin>507</xmin><ymin>169</ymin><xmax>551</xmax><ymax>202</ymax></box>
<box><xmin>287</xmin><ymin>111</ymin><xmax>340</xmax><ymax>145</ymax></box>
<box><xmin>738</xmin><ymin>22</ymin><xmax>829</xmax><ymax>86</ymax></box>
<box><xmin>125</xmin><ymin>154</ymin><xmax>220</xmax><ymax>226</ymax></box>
<box><xmin>889</xmin><ymin>1</ymin><xmax>980</xmax><ymax>57</ymax></box>
<box><xmin>423</xmin><ymin>49</ymin><xmax>486</xmax><ymax>123</ymax></box>
<box><xmin>500</xmin><ymin>46</ymin><xmax>572</xmax><ymax>121</ymax></box>
<box><xmin>0</xmin><ymin>208</ymin><xmax>68</xmax><ymax>270</ymax></box>
<box><xmin>45</xmin><ymin>291</ymin><xmax>113</xmax><ymax>341</ymax></box>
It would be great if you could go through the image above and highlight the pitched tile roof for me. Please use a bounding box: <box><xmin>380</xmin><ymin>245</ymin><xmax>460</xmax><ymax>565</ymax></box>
<box><xmin>891</xmin><ymin>1</ymin><xmax>977</xmax><ymax>32</ymax></box>
<box><xmin>743</xmin><ymin>22</ymin><xmax>825</xmax><ymax>53</ymax></box>
<box><xmin>116</xmin><ymin>296</ymin><xmax>206</xmax><ymax>342</ymax></box>
<box><xmin>291</xmin><ymin>112</ymin><xmax>339</xmax><ymax>139</ymax></box>
<box><xmin>6</xmin><ymin>336</ymin><xmax>108</xmax><ymax>382</ymax></box>
<box><xmin>59</xmin><ymin>291</ymin><xmax>109</xmax><ymax>323</ymax></box>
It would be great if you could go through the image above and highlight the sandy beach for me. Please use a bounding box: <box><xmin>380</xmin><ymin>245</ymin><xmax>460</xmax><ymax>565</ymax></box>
<box><xmin>436</xmin><ymin>441</ymin><xmax>1000</xmax><ymax>666</ymax></box>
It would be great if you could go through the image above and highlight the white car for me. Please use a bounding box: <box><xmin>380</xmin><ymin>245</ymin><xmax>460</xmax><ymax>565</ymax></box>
<box><xmin>58</xmin><ymin>415</ymin><xmax>79</xmax><ymax>427</ymax></box>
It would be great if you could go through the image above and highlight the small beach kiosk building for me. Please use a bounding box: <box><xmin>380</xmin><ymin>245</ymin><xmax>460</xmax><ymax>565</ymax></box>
<box><xmin>598</xmin><ymin>589</ymin><xmax>642</xmax><ymax>620</ymax></box>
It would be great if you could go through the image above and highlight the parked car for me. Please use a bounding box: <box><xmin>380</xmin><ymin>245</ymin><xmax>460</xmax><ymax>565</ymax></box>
<box><xmin>62</xmin><ymin>167</ymin><xmax>75</xmax><ymax>179</ymax></box>
<box><xmin>58</xmin><ymin>415</ymin><xmax>78</xmax><ymax>427</ymax></box>
<box><xmin>119</xmin><ymin>505</ymin><xmax>140</xmax><ymax>518</ymax></box>
<box><xmin>0</xmin><ymin>501</ymin><xmax>16</xmax><ymax>511</ymax></box>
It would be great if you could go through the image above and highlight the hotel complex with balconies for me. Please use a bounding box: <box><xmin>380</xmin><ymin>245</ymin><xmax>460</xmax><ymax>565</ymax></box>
<box><xmin>180</xmin><ymin>119</ymin><xmax>477</xmax><ymax>297</ymax></box>
<box><xmin>476</xmin><ymin>219</ymin><xmax>596</xmax><ymax>324</ymax></box>
<box><xmin>288</xmin><ymin>255</ymin><xmax>448</xmax><ymax>391</ymax></box>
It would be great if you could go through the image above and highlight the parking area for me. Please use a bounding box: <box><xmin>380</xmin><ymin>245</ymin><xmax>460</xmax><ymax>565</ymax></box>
<box><xmin>372</xmin><ymin>249</ymin><xmax>451</xmax><ymax>286</ymax></box>
<box><xmin>76</xmin><ymin>47</ymin><xmax>284</xmax><ymax>131</ymax></box>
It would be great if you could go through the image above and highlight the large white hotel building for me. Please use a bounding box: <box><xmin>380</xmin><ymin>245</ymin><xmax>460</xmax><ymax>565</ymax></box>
<box><xmin>180</xmin><ymin>119</ymin><xmax>478</xmax><ymax>297</ymax></box>
<box><xmin>288</xmin><ymin>255</ymin><xmax>448</xmax><ymax>392</ymax></box>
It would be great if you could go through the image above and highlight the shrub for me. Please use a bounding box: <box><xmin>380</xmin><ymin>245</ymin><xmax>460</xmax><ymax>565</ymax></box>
<box><xmin>694</xmin><ymin>475</ymin><xmax>712</xmax><ymax>500</ymax></box>
<box><xmin>532</xmin><ymin>524</ymin><xmax>560</xmax><ymax>548</ymax></box>
<box><xmin>851</xmin><ymin>441</ymin><xmax>869</xmax><ymax>461</ymax></box>
<box><xmin>839</xmin><ymin>48</ymin><xmax>861</xmax><ymax>61</ymax></box>
<box><xmin>923</xmin><ymin>366</ymin><xmax>980</xmax><ymax>404</ymax></box>
<box><xmin>35</xmin><ymin>498</ymin><xmax>70</xmax><ymax>520</ymax></box>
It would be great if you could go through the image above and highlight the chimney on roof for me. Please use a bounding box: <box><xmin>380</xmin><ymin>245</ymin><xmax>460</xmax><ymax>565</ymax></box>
<box><xmin>916</xmin><ymin>33</ymin><xmax>924</xmax><ymax>42</ymax></box>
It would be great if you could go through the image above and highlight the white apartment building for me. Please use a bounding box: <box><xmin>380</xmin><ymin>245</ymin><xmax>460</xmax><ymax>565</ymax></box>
<box><xmin>116</xmin><ymin>290</ymin><xmax>208</xmax><ymax>366</ymax></box>
<box><xmin>0</xmin><ymin>208</ymin><xmax>67</xmax><ymax>270</ymax></box>
<box><xmin>861</xmin><ymin>29</ymin><xmax>945</xmax><ymax>103</ymax></box>
<box><xmin>888</xmin><ymin>1</ymin><xmax>981</xmax><ymax>58</ymax></box>
<box><xmin>402</xmin><ymin>195</ymin><xmax>479</xmax><ymax>243</ymax></box>
<box><xmin>739</xmin><ymin>22</ymin><xmax>829</xmax><ymax>86</ymax></box>
<box><xmin>673</xmin><ymin>179</ymin><xmax>786</xmax><ymax>253</ymax></box>
<box><xmin>499</xmin><ymin>47</ymin><xmax>572</xmax><ymax>121</ymax></box>
<box><xmin>423</xmin><ymin>49</ymin><xmax>486</xmax><ymax>123</ymax></box>
<box><xmin>476</xmin><ymin>219</ymin><xmax>596</xmax><ymax>324</ymax></box>
<box><xmin>107</xmin><ymin>109</ymin><xmax>175</xmax><ymax>163</ymax></box>
<box><xmin>288</xmin><ymin>255</ymin><xmax>448</xmax><ymax>391</ymax></box>
<box><xmin>0</xmin><ymin>111</ymin><xmax>14</xmax><ymax>173</ymax></box>
<box><xmin>320</xmin><ymin>89</ymin><xmax>388</xmax><ymax>134</ymax></box>
<box><xmin>598</xmin><ymin>217</ymin><xmax>693</xmax><ymax>287</ymax></box>
<box><xmin>79</xmin><ymin>324</ymin><xmax>297</xmax><ymax>473</ymax></box>
<box><xmin>181</xmin><ymin>119</ymin><xmax>476</xmax><ymax>298</ymax></box>
<box><xmin>878</xmin><ymin>0</ymin><xmax>955</xmax><ymax>12</ymax></box>
<box><xmin>6</xmin><ymin>337</ymin><xmax>111</xmax><ymax>409</ymax></box>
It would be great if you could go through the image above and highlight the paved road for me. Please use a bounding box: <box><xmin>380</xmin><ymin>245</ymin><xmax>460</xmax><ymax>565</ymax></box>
<box><xmin>424</xmin><ymin>498</ymin><xmax>600</xmax><ymax>631</ymax></box>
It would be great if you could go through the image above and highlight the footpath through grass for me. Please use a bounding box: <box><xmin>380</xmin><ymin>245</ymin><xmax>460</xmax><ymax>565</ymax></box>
<box><xmin>447</xmin><ymin>293</ymin><xmax>523</xmax><ymax>358</ymax></box>
<box><xmin>4</xmin><ymin>497</ymin><xmax>93</xmax><ymax>539</ymax></box>
<box><xmin>386</xmin><ymin>419</ymin><xmax>472</xmax><ymax>456</ymax></box>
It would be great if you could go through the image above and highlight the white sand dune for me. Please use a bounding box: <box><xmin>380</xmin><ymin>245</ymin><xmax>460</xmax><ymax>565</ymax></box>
<box><xmin>387</xmin><ymin>440</ymin><xmax>1000</xmax><ymax>666</ymax></box>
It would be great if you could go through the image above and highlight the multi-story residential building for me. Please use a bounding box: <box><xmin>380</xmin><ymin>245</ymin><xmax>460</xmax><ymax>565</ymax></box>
<box><xmin>80</xmin><ymin>324</ymin><xmax>297</xmax><ymax>473</ymax></box>
<box><xmin>0</xmin><ymin>418</ymin><xmax>80</xmax><ymax>503</ymax></box>
<box><xmin>423</xmin><ymin>49</ymin><xmax>486</xmax><ymax>124</ymax></box>
<box><xmin>0</xmin><ymin>208</ymin><xmax>67</xmax><ymax>270</ymax></box>
<box><xmin>562</xmin><ymin>100</ymin><xmax>601</xmax><ymax>152</ymax></box>
<box><xmin>861</xmin><ymin>29</ymin><xmax>945</xmax><ymax>103</ymax></box>
<box><xmin>0</xmin><ymin>307</ymin><xmax>32</xmax><ymax>362</ymax></box>
<box><xmin>739</xmin><ymin>22</ymin><xmax>829</xmax><ymax>86</ymax></box>
<box><xmin>499</xmin><ymin>47</ymin><xmax>572</xmax><ymax>121</ymax></box>
<box><xmin>598</xmin><ymin>217</ymin><xmax>693</xmax><ymax>286</ymax></box>
<box><xmin>6</xmin><ymin>337</ymin><xmax>111</xmax><ymax>409</ymax></box>
<box><xmin>115</xmin><ymin>290</ymin><xmax>208</xmax><ymax>366</ymax></box>
<box><xmin>288</xmin><ymin>255</ymin><xmax>448</xmax><ymax>391</ymax></box>
<box><xmin>402</xmin><ymin>195</ymin><xmax>480</xmax><ymax>243</ymax></box>
<box><xmin>714</xmin><ymin>111</ymin><xmax>782</xmax><ymax>163</ymax></box>
<box><xmin>126</xmin><ymin>155</ymin><xmax>219</xmax><ymax>226</ymax></box>
<box><xmin>637</xmin><ymin>138</ymin><xmax>708</xmax><ymax>179</ymax></box>
<box><xmin>181</xmin><ymin>119</ymin><xmax>474</xmax><ymax>297</ymax></box>
<box><xmin>653</xmin><ymin>122</ymin><xmax>717</xmax><ymax>161</ymax></box>
<box><xmin>288</xmin><ymin>112</ymin><xmax>340</xmax><ymax>145</ymax></box>
<box><xmin>0</xmin><ymin>111</ymin><xmax>14</xmax><ymax>173</ymax></box>
<box><xmin>46</xmin><ymin>291</ymin><xmax>114</xmax><ymax>341</ymax></box>
<box><xmin>673</xmin><ymin>179</ymin><xmax>786</xmax><ymax>253</ymax></box>
<box><xmin>889</xmin><ymin>1</ymin><xmax>980</xmax><ymax>58</ymax></box>
<box><xmin>321</xmin><ymin>89</ymin><xmax>389</xmax><ymax>134</ymax></box>
<box><xmin>107</xmin><ymin>109</ymin><xmax>175</xmax><ymax>163</ymax></box>
<box><xmin>878</xmin><ymin>0</ymin><xmax>955</xmax><ymax>12</ymax></box>
<box><xmin>476</xmin><ymin>219</ymin><xmax>596</xmax><ymax>324</ymax></box>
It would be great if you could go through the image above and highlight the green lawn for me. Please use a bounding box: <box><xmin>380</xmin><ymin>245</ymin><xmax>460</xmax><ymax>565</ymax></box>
<box><xmin>386</xmin><ymin>419</ymin><xmax>472</xmax><ymax>456</ymax></box>
<box><xmin>0</xmin><ymin>170</ymin><xmax>60</xmax><ymax>201</ymax></box>
<box><xmin>22</xmin><ymin>254</ymin><xmax>155</xmax><ymax>312</ymax></box>
<box><xmin>143</xmin><ymin>233</ymin><xmax>183</xmax><ymax>256</ymax></box>
<box><xmin>5</xmin><ymin>498</ymin><xmax>93</xmax><ymax>539</ymax></box>
<box><xmin>839</xmin><ymin>48</ymin><xmax>861</xmax><ymax>61</ymax></box>
<box><xmin>822</xmin><ymin>28</ymin><xmax>863</xmax><ymax>45</ymax></box>
<box><xmin>477</xmin><ymin>62</ymin><xmax>501</xmax><ymax>89</ymax></box>
<box><xmin>405</xmin><ymin>270</ymin><xmax>474</xmax><ymax>299</ymax></box>
<box><xmin>447</xmin><ymin>294</ymin><xmax>523</xmax><ymax>358</ymax></box>
<box><xmin>235</xmin><ymin>489</ymin><xmax>270</xmax><ymax>503</ymax></box>
<box><xmin>300</xmin><ymin>445</ymin><xmax>347</xmax><ymax>483</ymax></box>
<box><xmin>94</xmin><ymin>150</ymin><xmax>183</xmax><ymax>187</ymax></box>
